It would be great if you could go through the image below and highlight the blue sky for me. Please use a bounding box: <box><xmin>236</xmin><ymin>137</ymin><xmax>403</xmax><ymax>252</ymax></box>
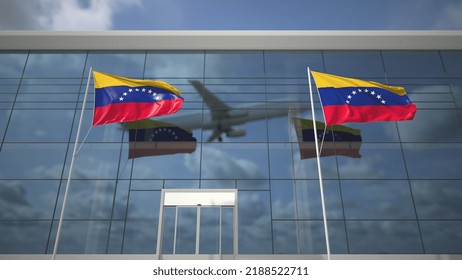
<box><xmin>1</xmin><ymin>0</ymin><xmax>462</xmax><ymax>30</ymax></box>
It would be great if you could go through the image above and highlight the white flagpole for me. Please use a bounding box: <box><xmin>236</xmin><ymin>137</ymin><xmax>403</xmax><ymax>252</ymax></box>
<box><xmin>52</xmin><ymin>66</ymin><xmax>93</xmax><ymax>260</ymax></box>
<box><xmin>307</xmin><ymin>67</ymin><xmax>331</xmax><ymax>260</ymax></box>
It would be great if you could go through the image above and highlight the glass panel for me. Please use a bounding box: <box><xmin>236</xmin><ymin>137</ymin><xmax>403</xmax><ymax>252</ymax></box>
<box><xmin>23</xmin><ymin>52</ymin><xmax>87</xmax><ymax>78</ymax></box>
<box><xmin>268</xmin><ymin>114</ymin><xmax>291</xmax><ymax>142</ymax></box>
<box><xmin>341</xmin><ymin>180</ymin><xmax>415</xmax><ymax>219</ymax></box>
<box><xmin>338</xmin><ymin>143</ymin><xmax>407</xmax><ymax>179</ymax></box>
<box><xmin>324</xmin><ymin>51</ymin><xmax>385</xmax><ymax>78</ymax></box>
<box><xmin>71</xmin><ymin>109</ymin><xmax>125</xmax><ymax>142</ymax></box>
<box><xmin>271</xmin><ymin>180</ymin><xmax>296</xmax><ymax>219</ymax></box>
<box><xmin>54</xmin><ymin>180</ymin><xmax>116</xmax><ymax>219</ymax></box>
<box><xmin>112</xmin><ymin>180</ymin><xmax>129</xmax><ymax>219</ymax></box>
<box><xmin>175</xmin><ymin>207</ymin><xmax>197</xmax><ymax>254</ymax></box>
<box><xmin>403</xmin><ymin>143</ymin><xmax>462</xmax><ymax>179</ymax></box>
<box><xmin>130</xmin><ymin>180</ymin><xmax>164</xmax><ymax>191</ymax></box>
<box><xmin>238</xmin><ymin>191</ymin><xmax>272</xmax><ymax>254</ymax></box>
<box><xmin>346</xmin><ymin>221</ymin><xmax>423</xmax><ymax>254</ymax></box>
<box><xmin>292</xmin><ymin>147</ymin><xmax>338</xmax><ymax>179</ymax></box>
<box><xmin>87</xmin><ymin>51</ymin><xmax>146</xmax><ymax>77</ymax></box>
<box><xmin>0</xmin><ymin>221</ymin><xmax>51</xmax><ymax>254</ymax></box>
<box><xmin>345</xmin><ymin>122</ymin><xmax>399</xmax><ymax>142</ymax></box>
<box><xmin>265</xmin><ymin>51</ymin><xmax>323</xmax><ymax>78</ymax></box>
<box><xmin>0</xmin><ymin>109</ymin><xmax>10</xmax><ymax>139</ymax></box>
<box><xmin>146</xmin><ymin>51</ymin><xmax>204</xmax><ymax>78</ymax></box>
<box><xmin>0</xmin><ymin>180</ymin><xmax>59</xmax><ymax>220</ymax></box>
<box><xmin>199</xmin><ymin>207</ymin><xmax>220</xmax><ymax>254</ymax></box>
<box><xmin>420</xmin><ymin>221</ymin><xmax>462</xmax><ymax>254</ymax></box>
<box><xmin>164</xmin><ymin>180</ymin><xmax>199</xmax><ymax>189</ymax></box>
<box><xmin>201</xmin><ymin>143</ymin><xmax>269</xmax><ymax>180</ymax></box>
<box><xmin>201</xmin><ymin>179</ymin><xmax>236</xmax><ymax>189</ymax></box>
<box><xmin>268</xmin><ymin>143</ymin><xmax>295</xmax><ymax>179</ymax></box>
<box><xmin>201</xmin><ymin>84</ymin><xmax>266</xmax><ymax>102</ymax></box>
<box><xmin>49</xmin><ymin>220</ymin><xmax>110</xmax><ymax>254</ymax></box>
<box><xmin>296</xmin><ymin>180</ymin><xmax>343</xmax><ymax>219</ymax></box>
<box><xmin>205</xmin><ymin>51</ymin><xmax>264</xmax><ymax>78</ymax></box>
<box><xmin>5</xmin><ymin>109</ymin><xmax>74</xmax><ymax>142</ymax></box>
<box><xmin>63</xmin><ymin>143</ymin><xmax>122</xmax><ymax>180</ymax></box>
<box><xmin>123</xmin><ymin>191</ymin><xmax>160</xmax><ymax>254</ymax></box>
<box><xmin>107</xmin><ymin>221</ymin><xmax>125</xmax><ymax>254</ymax></box>
<box><xmin>0</xmin><ymin>52</ymin><xmax>27</xmax><ymax>78</ymax></box>
<box><xmin>161</xmin><ymin>207</ymin><xmax>176</xmax><ymax>254</ymax></box>
<box><xmin>450</xmin><ymin>79</ymin><xmax>462</xmax><ymax>109</ymax></box>
<box><xmin>0</xmin><ymin>143</ymin><xmax>67</xmax><ymax>179</ymax></box>
<box><xmin>440</xmin><ymin>51</ymin><xmax>462</xmax><ymax>78</ymax></box>
<box><xmin>382</xmin><ymin>51</ymin><xmax>446</xmax><ymax>78</ymax></box>
<box><xmin>272</xmin><ymin>221</ymin><xmax>298</xmax><ymax>254</ymax></box>
<box><xmin>299</xmin><ymin>221</ymin><xmax>348</xmax><ymax>254</ymax></box>
<box><xmin>221</xmin><ymin>207</ymin><xmax>234</xmax><ymax>254</ymax></box>
<box><xmin>398</xmin><ymin>109</ymin><xmax>462</xmax><ymax>142</ymax></box>
<box><xmin>236</xmin><ymin>179</ymin><xmax>269</xmax><ymax>190</ymax></box>
<box><xmin>411</xmin><ymin>180</ymin><xmax>462</xmax><ymax>219</ymax></box>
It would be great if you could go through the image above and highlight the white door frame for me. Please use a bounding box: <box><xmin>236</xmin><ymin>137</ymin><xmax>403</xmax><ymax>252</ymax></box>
<box><xmin>155</xmin><ymin>189</ymin><xmax>238</xmax><ymax>260</ymax></box>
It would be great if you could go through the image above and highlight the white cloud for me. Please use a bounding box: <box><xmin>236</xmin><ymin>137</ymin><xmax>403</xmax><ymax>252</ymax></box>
<box><xmin>433</xmin><ymin>1</ymin><xmax>462</xmax><ymax>29</ymax></box>
<box><xmin>0</xmin><ymin>0</ymin><xmax>141</xmax><ymax>30</ymax></box>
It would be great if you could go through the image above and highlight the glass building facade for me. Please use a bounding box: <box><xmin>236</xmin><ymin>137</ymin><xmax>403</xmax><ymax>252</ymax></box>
<box><xmin>1</xmin><ymin>31</ymin><xmax>462</xmax><ymax>259</ymax></box>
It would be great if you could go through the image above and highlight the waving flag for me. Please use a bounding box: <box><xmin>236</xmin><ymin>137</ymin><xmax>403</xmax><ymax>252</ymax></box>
<box><xmin>293</xmin><ymin>118</ymin><xmax>362</xmax><ymax>159</ymax></box>
<box><xmin>311</xmin><ymin>71</ymin><xmax>416</xmax><ymax>126</ymax></box>
<box><xmin>92</xmin><ymin>71</ymin><xmax>184</xmax><ymax>126</ymax></box>
<box><xmin>128</xmin><ymin>119</ymin><xmax>197</xmax><ymax>159</ymax></box>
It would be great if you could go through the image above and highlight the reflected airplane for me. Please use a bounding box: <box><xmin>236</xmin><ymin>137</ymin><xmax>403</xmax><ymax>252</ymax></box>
<box><xmin>157</xmin><ymin>80</ymin><xmax>307</xmax><ymax>142</ymax></box>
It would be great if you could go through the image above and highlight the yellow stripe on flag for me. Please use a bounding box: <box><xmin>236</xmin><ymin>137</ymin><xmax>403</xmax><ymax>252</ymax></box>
<box><xmin>311</xmin><ymin>71</ymin><xmax>406</xmax><ymax>96</ymax></box>
<box><xmin>93</xmin><ymin>71</ymin><xmax>181</xmax><ymax>96</ymax></box>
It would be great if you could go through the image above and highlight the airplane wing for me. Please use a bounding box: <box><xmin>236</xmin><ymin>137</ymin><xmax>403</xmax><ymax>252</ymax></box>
<box><xmin>189</xmin><ymin>80</ymin><xmax>230</xmax><ymax>121</ymax></box>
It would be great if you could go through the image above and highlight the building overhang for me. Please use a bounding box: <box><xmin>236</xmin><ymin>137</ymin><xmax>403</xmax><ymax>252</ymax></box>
<box><xmin>0</xmin><ymin>30</ymin><xmax>461</xmax><ymax>50</ymax></box>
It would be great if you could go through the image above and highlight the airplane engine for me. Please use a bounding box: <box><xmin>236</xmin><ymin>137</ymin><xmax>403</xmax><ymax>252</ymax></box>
<box><xmin>226</xmin><ymin>110</ymin><xmax>248</xmax><ymax>118</ymax></box>
<box><xmin>226</xmin><ymin>127</ymin><xmax>246</xmax><ymax>137</ymax></box>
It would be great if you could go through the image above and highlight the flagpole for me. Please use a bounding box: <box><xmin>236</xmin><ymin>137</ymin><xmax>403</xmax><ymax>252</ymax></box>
<box><xmin>52</xmin><ymin>66</ymin><xmax>93</xmax><ymax>260</ymax></box>
<box><xmin>307</xmin><ymin>67</ymin><xmax>331</xmax><ymax>260</ymax></box>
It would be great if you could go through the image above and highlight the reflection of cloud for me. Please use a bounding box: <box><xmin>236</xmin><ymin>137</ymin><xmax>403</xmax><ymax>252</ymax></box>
<box><xmin>338</xmin><ymin>155</ymin><xmax>386</xmax><ymax>178</ymax></box>
<box><xmin>0</xmin><ymin>181</ymin><xmax>41</xmax><ymax>219</ymax></box>
<box><xmin>0</xmin><ymin>0</ymin><xmax>141</xmax><ymax>30</ymax></box>
<box><xmin>185</xmin><ymin>145</ymin><xmax>264</xmax><ymax>182</ymax></box>
<box><xmin>412</xmin><ymin>180</ymin><xmax>462</xmax><ymax>219</ymax></box>
<box><xmin>238</xmin><ymin>192</ymin><xmax>272</xmax><ymax>254</ymax></box>
<box><xmin>347</xmin><ymin>220</ymin><xmax>422</xmax><ymax>253</ymax></box>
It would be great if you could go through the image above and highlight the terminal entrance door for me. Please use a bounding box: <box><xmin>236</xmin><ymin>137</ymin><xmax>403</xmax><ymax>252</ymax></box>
<box><xmin>156</xmin><ymin>190</ymin><xmax>238</xmax><ymax>259</ymax></box>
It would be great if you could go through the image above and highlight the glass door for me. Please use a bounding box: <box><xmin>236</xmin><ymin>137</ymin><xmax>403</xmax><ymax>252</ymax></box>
<box><xmin>156</xmin><ymin>190</ymin><xmax>237</xmax><ymax>259</ymax></box>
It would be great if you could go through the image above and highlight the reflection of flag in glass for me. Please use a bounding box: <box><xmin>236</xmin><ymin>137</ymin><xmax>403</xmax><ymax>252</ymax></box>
<box><xmin>311</xmin><ymin>71</ymin><xmax>416</xmax><ymax>126</ymax></box>
<box><xmin>128</xmin><ymin>119</ymin><xmax>196</xmax><ymax>159</ymax></box>
<box><xmin>293</xmin><ymin>118</ymin><xmax>362</xmax><ymax>159</ymax></box>
<box><xmin>93</xmin><ymin>71</ymin><xmax>184</xmax><ymax>126</ymax></box>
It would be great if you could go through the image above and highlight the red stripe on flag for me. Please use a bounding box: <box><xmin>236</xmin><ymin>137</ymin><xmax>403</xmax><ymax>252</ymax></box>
<box><xmin>93</xmin><ymin>99</ymin><xmax>184</xmax><ymax>126</ymax></box>
<box><xmin>323</xmin><ymin>104</ymin><xmax>417</xmax><ymax>126</ymax></box>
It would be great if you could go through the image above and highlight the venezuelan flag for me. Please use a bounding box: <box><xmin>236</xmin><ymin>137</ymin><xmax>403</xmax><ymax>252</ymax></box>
<box><xmin>127</xmin><ymin>119</ymin><xmax>196</xmax><ymax>159</ymax></box>
<box><xmin>293</xmin><ymin>118</ymin><xmax>361</xmax><ymax>159</ymax></box>
<box><xmin>311</xmin><ymin>71</ymin><xmax>416</xmax><ymax>126</ymax></box>
<box><xmin>92</xmin><ymin>71</ymin><xmax>184</xmax><ymax>126</ymax></box>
